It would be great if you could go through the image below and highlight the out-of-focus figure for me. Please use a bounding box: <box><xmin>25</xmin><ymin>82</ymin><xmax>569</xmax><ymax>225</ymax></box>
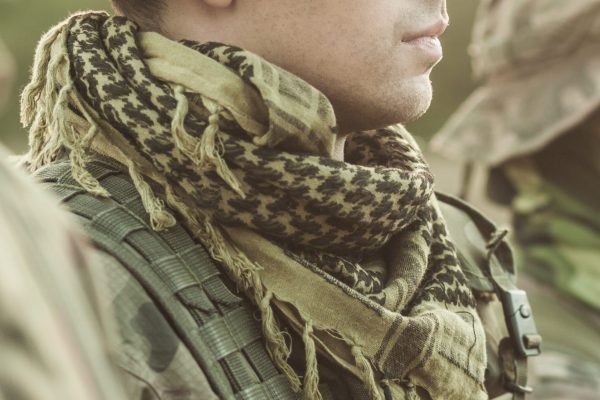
<box><xmin>0</xmin><ymin>37</ymin><xmax>15</xmax><ymax>113</ymax></box>
<box><xmin>0</xmin><ymin>35</ymin><xmax>127</xmax><ymax>400</ymax></box>
<box><xmin>432</xmin><ymin>0</ymin><xmax>600</xmax><ymax>398</ymax></box>
<box><xmin>0</xmin><ymin>146</ymin><xmax>129</xmax><ymax>400</ymax></box>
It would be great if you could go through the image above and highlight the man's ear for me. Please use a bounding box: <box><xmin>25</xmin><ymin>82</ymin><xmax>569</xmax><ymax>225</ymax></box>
<box><xmin>203</xmin><ymin>0</ymin><xmax>233</xmax><ymax>8</ymax></box>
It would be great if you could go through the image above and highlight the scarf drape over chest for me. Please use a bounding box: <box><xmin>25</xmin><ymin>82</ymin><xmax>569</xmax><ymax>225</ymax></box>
<box><xmin>22</xmin><ymin>13</ymin><xmax>487</xmax><ymax>400</ymax></box>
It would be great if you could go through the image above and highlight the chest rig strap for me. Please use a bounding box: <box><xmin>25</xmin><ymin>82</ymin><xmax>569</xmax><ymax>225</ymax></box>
<box><xmin>437</xmin><ymin>192</ymin><xmax>541</xmax><ymax>400</ymax></box>
<box><xmin>35</xmin><ymin>157</ymin><xmax>299</xmax><ymax>400</ymax></box>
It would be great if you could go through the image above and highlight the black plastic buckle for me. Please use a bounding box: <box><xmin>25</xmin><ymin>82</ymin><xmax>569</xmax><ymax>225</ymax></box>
<box><xmin>499</xmin><ymin>289</ymin><xmax>542</xmax><ymax>357</ymax></box>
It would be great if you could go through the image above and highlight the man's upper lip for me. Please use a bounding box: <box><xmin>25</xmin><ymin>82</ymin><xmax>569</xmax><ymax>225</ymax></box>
<box><xmin>402</xmin><ymin>20</ymin><xmax>449</xmax><ymax>42</ymax></box>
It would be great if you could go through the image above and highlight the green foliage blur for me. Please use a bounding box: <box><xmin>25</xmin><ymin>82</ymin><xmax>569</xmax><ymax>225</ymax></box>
<box><xmin>0</xmin><ymin>0</ymin><xmax>479</xmax><ymax>153</ymax></box>
<box><xmin>0</xmin><ymin>0</ymin><xmax>108</xmax><ymax>152</ymax></box>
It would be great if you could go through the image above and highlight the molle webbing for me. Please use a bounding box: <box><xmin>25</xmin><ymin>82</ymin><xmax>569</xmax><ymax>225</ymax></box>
<box><xmin>34</xmin><ymin>158</ymin><xmax>298</xmax><ymax>400</ymax></box>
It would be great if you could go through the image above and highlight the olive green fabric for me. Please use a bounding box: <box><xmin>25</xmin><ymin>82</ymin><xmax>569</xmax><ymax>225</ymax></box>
<box><xmin>35</xmin><ymin>156</ymin><xmax>297</xmax><ymax>400</ymax></box>
<box><xmin>22</xmin><ymin>12</ymin><xmax>486</xmax><ymax>400</ymax></box>
<box><xmin>0</xmin><ymin>145</ymin><xmax>127</xmax><ymax>400</ymax></box>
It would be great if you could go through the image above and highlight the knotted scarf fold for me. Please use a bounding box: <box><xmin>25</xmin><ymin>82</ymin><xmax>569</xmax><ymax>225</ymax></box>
<box><xmin>22</xmin><ymin>13</ymin><xmax>487</xmax><ymax>400</ymax></box>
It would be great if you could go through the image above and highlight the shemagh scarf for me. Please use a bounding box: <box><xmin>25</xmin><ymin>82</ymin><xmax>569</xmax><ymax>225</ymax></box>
<box><xmin>22</xmin><ymin>13</ymin><xmax>487</xmax><ymax>400</ymax></box>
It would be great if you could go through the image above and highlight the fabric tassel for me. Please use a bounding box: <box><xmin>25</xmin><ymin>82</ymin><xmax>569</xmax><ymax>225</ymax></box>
<box><xmin>66</xmin><ymin>110</ymin><xmax>110</xmax><ymax>197</ymax></box>
<box><xmin>260</xmin><ymin>291</ymin><xmax>302</xmax><ymax>392</ymax></box>
<box><xmin>39</xmin><ymin>30</ymin><xmax>108</xmax><ymax>197</ymax></box>
<box><xmin>351</xmin><ymin>346</ymin><xmax>383</xmax><ymax>400</ymax></box>
<box><xmin>163</xmin><ymin>188</ymin><xmax>302</xmax><ymax>392</ymax></box>
<box><xmin>126</xmin><ymin>160</ymin><xmax>176</xmax><ymax>231</ymax></box>
<box><xmin>302</xmin><ymin>320</ymin><xmax>323</xmax><ymax>400</ymax></box>
<box><xmin>24</xmin><ymin>30</ymin><xmax>69</xmax><ymax>170</ymax></box>
<box><xmin>20</xmin><ymin>20</ymin><xmax>70</xmax><ymax>128</ymax></box>
<box><xmin>171</xmin><ymin>85</ymin><xmax>244</xmax><ymax>198</ymax></box>
<box><xmin>67</xmin><ymin>129</ymin><xmax>109</xmax><ymax>198</ymax></box>
<box><xmin>20</xmin><ymin>13</ymin><xmax>107</xmax><ymax>200</ymax></box>
<box><xmin>53</xmin><ymin>85</ymin><xmax>109</xmax><ymax>197</ymax></box>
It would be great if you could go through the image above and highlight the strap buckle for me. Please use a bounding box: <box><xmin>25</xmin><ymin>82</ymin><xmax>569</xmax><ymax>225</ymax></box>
<box><xmin>498</xmin><ymin>289</ymin><xmax>542</xmax><ymax>358</ymax></box>
<box><xmin>486</xmin><ymin>230</ymin><xmax>542</xmax><ymax>358</ymax></box>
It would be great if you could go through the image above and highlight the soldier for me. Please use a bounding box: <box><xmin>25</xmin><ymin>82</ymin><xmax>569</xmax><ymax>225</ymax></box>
<box><xmin>17</xmin><ymin>0</ymin><xmax>529</xmax><ymax>398</ymax></box>
<box><xmin>0</xmin><ymin>145</ymin><xmax>132</xmax><ymax>400</ymax></box>
<box><xmin>0</xmin><ymin>37</ymin><xmax>15</xmax><ymax>113</ymax></box>
<box><xmin>431</xmin><ymin>0</ymin><xmax>600</xmax><ymax>398</ymax></box>
<box><xmin>1</xmin><ymin>33</ymin><xmax>129</xmax><ymax>399</ymax></box>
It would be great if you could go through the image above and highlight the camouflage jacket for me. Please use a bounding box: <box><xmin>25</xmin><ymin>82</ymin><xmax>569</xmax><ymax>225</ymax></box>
<box><xmin>0</xmin><ymin>146</ymin><xmax>128</xmax><ymax>400</ymax></box>
<box><xmin>34</xmin><ymin>156</ymin><xmax>301</xmax><ymax>400</ymax></box>
<box><xmin>0</xmin><ymin>36</ymin><xmax>15</xmax><ymax>112</ymax></box>
<box><xmin>431</xmin><ymin>0</ymin><xmax>600</xmax><ymax>164</ymax></box>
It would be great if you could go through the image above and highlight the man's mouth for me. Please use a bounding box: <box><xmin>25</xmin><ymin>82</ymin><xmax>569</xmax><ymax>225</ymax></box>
<box><xmin>402</xmin><ymin>19</ymin><xmax>449</xmax><ymax>43</ymax></box>
<box><xmin>401</xmin><ymin>19</ymin><xmax>448</xmax><ymax>63</ymax></box>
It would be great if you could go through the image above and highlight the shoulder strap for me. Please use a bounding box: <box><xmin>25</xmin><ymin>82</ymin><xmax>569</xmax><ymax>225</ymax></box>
<box><xmin>35</xmin><ymin>157</ymin><xmax>298</xmax><ymax>400</ymax></box>
<box><xmin>437</xmin><ymin>192</ymin><xmax>542</xmax><ymax>400</ymax></box>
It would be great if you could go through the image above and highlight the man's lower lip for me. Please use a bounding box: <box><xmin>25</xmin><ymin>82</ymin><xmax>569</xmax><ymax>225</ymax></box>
<box><xmin>403</xmin><ymin>37</ymin><xmax>443</xmax><ymax>59</ymax></box>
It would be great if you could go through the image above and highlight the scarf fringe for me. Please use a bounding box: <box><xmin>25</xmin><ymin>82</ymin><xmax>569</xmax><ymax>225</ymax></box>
<box><xmin>126</xmin><ymin>159</ymin><xmax>177</xmax><ymax>231</ymax></box>
<box><xmin>23</xmin><ymin>26</ymin><xmax>68</xmax><ymax>170</ymax></box>
<box><xmin>20</xmin><ymin>18</ymin><xmax>70</xmax><ymax>129</ymax></box>
<box><xmin>261</xmin><ymin>291</ymin><xmax>303</xmax><ymax>392</ymax></box>
<box><xmin>172</xmin><ymin>85</ymin><xmax>245</xmax><ymax>198</ymax></box>
<box><xmin>58</xmin><ymin>85</ymin><xmax>109</xmax><ymax>198</ymax></box>
<box><xmin>352</xmin><ymin>346</ymin><xmax>383</xmax><ymax>400</ymax></box>
<box><xmin>21</xmin><ymin>15</ymin><xmax>109</xmax><ymax>197</ymax></box>
<box><xmin>302</xmin><ymin>320</ymin><xmax>323</xmax><ymax>400</ymax></box>
<box><xmin>67</xmin><ymin>106</ymin><xmax>110</xmax><ymax>197</ymax></box>
<box><xmin>164</xmin><ymin>186</ymin><xmax>303</xmax><ymax>392</ymax></box>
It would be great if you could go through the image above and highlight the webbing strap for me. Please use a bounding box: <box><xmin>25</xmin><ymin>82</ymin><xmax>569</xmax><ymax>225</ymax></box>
<box><xmin>499</xmin><ymin>338</ymin><xmax>530</xmax><ymax>400</ymax></box>
<box><xmin>436</xmin><ymin>192</ymin><xmax>541</xmax><ymax>399</ymax></box>
<box><xmin>487</xmin><ymin>234</ymin><xmax>540</xmax><ymax>399</ymax></box>
<box><xmin>35</xmin><ymin>158</ymin><xmax>298</xmax><ymax>400</ymax></box>
<box><xmin>244</xmin><ymin>341</ymin><xmax>280</xmax><ymax>381</ymax></box>
<box><xmin>237</xmin><ymin>375</ymin><xmax>295</xmax><ymax>400</ymax></box>
<box><xmin>78</xmin><ymin>216</ymin><xmax>234</xmax><ymax>399</ymax></box>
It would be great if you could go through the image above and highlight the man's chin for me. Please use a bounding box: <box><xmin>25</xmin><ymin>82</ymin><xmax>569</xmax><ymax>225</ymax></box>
<box><xmin>332</xmin><ymin>76</ymin><xmax>433</xmax><ymax>132</ymax></box>
<box><xmin>394</xmin><ymin>79</ymin><xmax>433</xmax><ymax>124</ymax></box>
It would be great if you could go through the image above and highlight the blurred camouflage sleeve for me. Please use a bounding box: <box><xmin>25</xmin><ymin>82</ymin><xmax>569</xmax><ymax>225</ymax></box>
<box><xmin>502</xmin><ymin>113</ymin><xmax>600</xmax><ymax>312</ymax></box>
<box><xmin>0</xmin><ymin>146</ymin><xmax>128</xmax><ymax>400</ymax></box>
<box><xmin>90</xmin><ymin>249</ymin><xmax>219</xmax><ymax>400</ymax></box>
<box><xmin>0</xmin><ymin>148</ymin><xmax>217</xmax><ymax>399</ymax></box>
<box><xmin>0</xmin><ymin>37</ymin><xmax>15</xmax><ymax>112</ymax></box>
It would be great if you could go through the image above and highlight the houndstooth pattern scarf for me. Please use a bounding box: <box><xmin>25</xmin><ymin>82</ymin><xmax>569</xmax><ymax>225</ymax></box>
<box><xmin>22</xmin><ymin>13</ymin><xmax>487</xmax><ymax>400</ymax></box>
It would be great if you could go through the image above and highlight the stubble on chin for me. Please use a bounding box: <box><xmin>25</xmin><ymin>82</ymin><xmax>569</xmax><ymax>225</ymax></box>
<box><xmin>367</xmin><ymin>76</ymin><xmax>434</xmax><ymax>128</ymax></box>
<box><xmin>325</xmin><ymin>71</ymin><xmax>434</xmax><ymax>133</ymax></box>
<box><xmin>384</xmin><ymin>72</ymin><xmax>434</xmax><ymax>123</ymax></box>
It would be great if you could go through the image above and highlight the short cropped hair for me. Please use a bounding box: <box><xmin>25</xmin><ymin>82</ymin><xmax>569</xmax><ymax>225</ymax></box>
<box><xmin>109</xmin><ymin>0</ymin><xmax>166</xmax><ymax>31</ymax></box>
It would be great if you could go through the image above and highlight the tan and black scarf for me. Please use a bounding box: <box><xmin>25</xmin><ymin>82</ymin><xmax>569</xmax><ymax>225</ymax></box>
<box><xmin>22</xmin><ymin>13</ymin><xmax>487</xmax><ymax>400</ymax></box>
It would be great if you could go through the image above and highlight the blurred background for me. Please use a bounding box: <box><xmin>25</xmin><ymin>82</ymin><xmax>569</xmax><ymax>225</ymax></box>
<box><xmin>1</xmin><ymin>2</ymin><xmax>599</xmax><ymax>399</ymax></box>
<box><xmin>0</xmin><ymin>0</ymin><xmax>480</xmax><ymax>151</ymax></box>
